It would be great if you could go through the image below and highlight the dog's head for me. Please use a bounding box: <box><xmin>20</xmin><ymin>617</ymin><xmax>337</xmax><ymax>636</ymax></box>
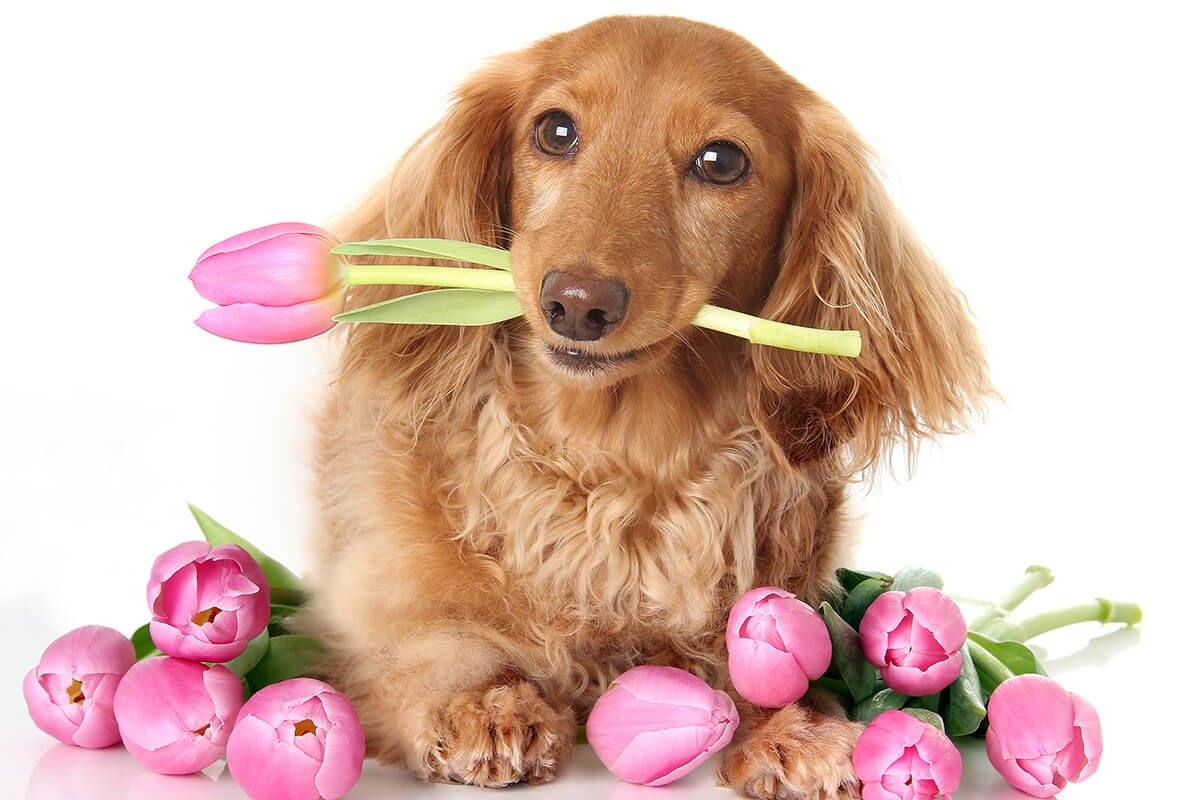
<box><xmin>338</xmin><ymin>16</ymin><xmax>990</xmax><ymax>472</ymax></box>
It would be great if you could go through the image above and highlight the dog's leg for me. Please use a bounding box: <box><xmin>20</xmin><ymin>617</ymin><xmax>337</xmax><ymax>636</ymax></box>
<box><xmin>717</xmin><ymin>702</ymin><xmax>863</xmax><ymax>800</ymax></box>
<box><xmin>337</xmin><ymin>634</ymin><xmax>575</xmax><ymax>788</ymax></box>
<box><xmin>415</xmin><ymin>672</ymin><xmax>574</xmax><ymax>787</ymax></box>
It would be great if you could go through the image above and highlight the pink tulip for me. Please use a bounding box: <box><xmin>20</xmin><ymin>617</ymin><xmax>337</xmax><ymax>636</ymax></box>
<box><xmin>859</xmin><ymin>587</ymin><xmax>967</xmax><ymax>696</ymax></box>
<box><xmin>113</xmin><ymin>657</ymin><xmax>244</xmax><ymax>774</ymax></box>
<box><xmin>190</xmin><ymin>222</ymin><xmax>345</xmax><ymax>344</ymax></box>
<box><xmin>586</xmin><ymin>665</ymin><xmax>739</xmax><ymax>787</ymax></box>
<box><xmin>226</xmin><ymin>678</ymin><xmax>366</xmax><ymax>800</ymax></box>
<box><xmin>985</xmin><ymin>674</ymin><xmax>1102</xmax><ymax>797</ymax></box>
<box><xmin>725</xmin><ymin>586</ymin><xmax>831</xmax><ymax>708</ymax></box>
<box><xmin>853</xmin><ymin>710</ymin><xmax>962</xmax><ymax>800</ymax></box>
<box><xmin>23</xmin><ymin>625</ymin><xmax>136</xmax><ymax>748</ymax></box>
<box><xmin>147</xmin><ymin>540</ymin><xmax>271</xmax><ymax>663</ymax></box>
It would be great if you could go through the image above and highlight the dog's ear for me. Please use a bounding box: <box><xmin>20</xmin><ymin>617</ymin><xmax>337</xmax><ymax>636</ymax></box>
<box><xmin>748</xmin><ymin>87</ymin><xmax>992</xmax><ymax>474</ymax></box>
<box><xmin>330</xmin><ymin>52</ymin><xmax>530</xmax><ymax>419</ymax></box>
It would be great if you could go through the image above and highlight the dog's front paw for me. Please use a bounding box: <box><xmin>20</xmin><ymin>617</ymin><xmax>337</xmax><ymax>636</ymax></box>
<box><xmin>417</xmin><ymin>678</ymin><xmax>573</xmax><ymax>787</ymax></box>
<box><xmin>718</xmin><ymin>704</ymin><xmax>863</xmax><ymax>800</ymax></box>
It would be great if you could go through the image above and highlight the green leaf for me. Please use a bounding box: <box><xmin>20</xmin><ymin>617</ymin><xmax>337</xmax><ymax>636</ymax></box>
<box><xmin>220</xmin><ymin>628</ymin><xmax>270</xmax><ymax>679</ymax></box>
<box><xmin>967</xmin><ymin>632</ymin><xmax>1046</xmax><ymax>694</ymax></box>
<box><xmin>945</xmin><ymin>644</ymin><xmax>988</xmax><ymax>736</ymax></box>
<box><xmin>840</xmin><ymin>576</ymin><xmax>893</xmax><ymax>629</ymax></box>
<box><xmin>130</xmin><ymin>623</ymin><xmax>161</xmax><ymax>661</ymax></box>
<box><xmin>902</xmin><ymin>708</ymin><xmax>946</xmax><ymax>734</ymax></box>
<box><xmin>850</xmin><ymin>688</ymin><xmax>908</xmax><ymax>724</ymax></box>
<box><xmin>334</xmin><ymin>289</ymin><xmax>523</xmax><ymax>326</ymax></box>
<box><xmin>244</xmin><ymin>635</ymin><xmax>326</xmax><ymax>694</ymax></box>
<box><xmin>819</xmin><ymin>601</ymin><xmax>879</xmax><ymax>703</ymax></box>
<box><xmin>890</xmin><ymin>566</ymin><xmax>944</xmax><ymax>592</ymax></box>
<box><xmin>334</xmin><ymin>238</ymin><xmax>512</xmax><ymax>271</ymax></box>
<box><xmin>187</xmin><ymin>504</ymin><xmax>306</xmax><ymax>606</ymax></box>
<box><xmin>835</xmin><ymin>568</ymin><xmax>892</xmax><ymax>594</ymax></box>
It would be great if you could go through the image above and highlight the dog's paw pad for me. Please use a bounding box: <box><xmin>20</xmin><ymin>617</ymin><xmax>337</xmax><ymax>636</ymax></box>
<box><xmin>419</xmin><ymin>679</ymin><xmax>572</xmax><ymax>787</ymax></box>
<box><xmin>718</xmin><ymin>705</ymin><xmax>863</xmax><ymax>800</ymax></box>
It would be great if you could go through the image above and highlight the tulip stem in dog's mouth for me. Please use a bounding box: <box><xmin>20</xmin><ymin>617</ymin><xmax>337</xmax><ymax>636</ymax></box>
<box><xmin>332</xmin><ymin>239</ymin><xmax>862</xmax><ymax>358</ymax></box>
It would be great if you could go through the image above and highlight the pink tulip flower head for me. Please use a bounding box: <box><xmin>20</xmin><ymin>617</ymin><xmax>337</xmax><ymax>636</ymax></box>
<box><xmin>859</xmin><ymin>587</ymin><xmax>967</xmax><ymax>696</ymax></box>
<box><xmin>226</xmin><ymin>678</ymin><xmax>365</xmax><ymax>800</ymax></box>
<box><xmin>147</xmin><ymin>540</ymin><xmax>271</xmax><ymax>663</ymax></box>
<box><xmin>726</xmin><ymin>586</ymin><xmax>831</xmax><ymax>707</ymax></box>
<box><xmin>191</xmin><ymin>222</ymin><xmax>345</xmax><ymax>344</ymax></box>
<box><xmin>586</xmin><ymin>665</ymin><xmax>739</xmax><ymax>786</ymax></box>
<box><xmin>22</xmin><ymin>625</ymin><xmax>136</xmax><ymax>748</ymax></box>
<box><xmin>985</xmin><ymin>674</ymin><xmax>1102</xmax><ymax>797</ymax></box>
<box><xmin>853</xmin><ymin>709</ymin><xmax>962</xmax><ymax>800</ymax></box>
<box><xmin>113</xmin><ymin>657</ymin><xmax>244</xmax><ymax>774</ymax></box>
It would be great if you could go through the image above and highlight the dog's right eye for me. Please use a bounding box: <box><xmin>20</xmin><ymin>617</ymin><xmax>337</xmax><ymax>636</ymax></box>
<box><xmin>533</xmin><ymin>111</ymin><xmax>579</xmax><ymax>157</ymax></box>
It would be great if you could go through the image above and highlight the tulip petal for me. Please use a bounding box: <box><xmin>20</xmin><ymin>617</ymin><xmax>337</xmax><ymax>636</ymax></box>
<box><xmin>196</xmin><ymin>222</ymin><xmax>335</xmax><ymax>262</ymax></box>
<box><xmin>195</xmin><ymin>290</ymin><xmax>341</xmax><ymax>344</ymax></box>
<box><xmin>728</xmin><ymin>639</ymin><xmax>811</xmax><ymax>707</ymax></box>
<box><xmin>1069</xmin><ymin>693</ymin><xmax>1103</xmax><ymax>781</ymax></box>
<box><xmin>986</xmin><ymin>675</ymin><xmax>1074</xmax><ymax>759</ymax></box>
<box><xmin>859</xmin><ymin>591</ymin><xmax>904</xmax><ymax>665</ymax></box>
<box><xmin>192</xmin><ymin>235</ymin><xmax>342</xmax><ymax>307</ymax></box>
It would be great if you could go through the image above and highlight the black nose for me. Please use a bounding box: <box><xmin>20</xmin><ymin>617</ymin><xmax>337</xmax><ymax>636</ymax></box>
<box><xmin>539</xmin><ymin>270</ymin><xmax>629</xmax><ymax>342</ymax></box>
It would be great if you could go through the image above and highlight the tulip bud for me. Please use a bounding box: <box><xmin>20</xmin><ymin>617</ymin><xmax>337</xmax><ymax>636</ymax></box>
<box><xmin>147</xmin><ymin>540</ymin><xmax>270</xmax><ymax>663</ymax></box>
<box><xmin>113</xmin><ymin>657</ymin><xmax>244</xmax><ymax>774</ymax></box>
<box><xmin>585</xmin><ymin>665</ymin><xmax>739</xmax><ymax>787</ymax></box>
<box><xmin>859</xmin><ymin>587</ymin><xmax>967</xmax><ymax>696</ymax></box>
<box><xmin>852</xmin><ymin>709</ymin><xmax>962</xmax><ymax>800</ymax></box>
<box><xmin>190</xmin><ymin>222</ymin><xmax>345</xmax><ymax>344</ymax></box>
<box><xmin>984</xmin><ymin>674</ymin><xmax>1102</xmax><ymax>797</ymax></box>
<box><xmin>22</xmin><ymin>625</ymin><xmax>136</xmax><ymax>748</ymax></box>
<box><xmin>725</xmin><ymin>586</ymin><xmax>831</xmax><ymax>708</ymax></box>
<box><xmin>226</xmin><ymin>678</ymin><xmax>366</xmax><ymax>800</ymax></box>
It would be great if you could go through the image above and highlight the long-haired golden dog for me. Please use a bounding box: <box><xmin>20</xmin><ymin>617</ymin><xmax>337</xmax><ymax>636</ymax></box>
<box><xmin>304</xmin><ymin>15</ymin><xmax>990</xmax><ymax>799</ymax></box>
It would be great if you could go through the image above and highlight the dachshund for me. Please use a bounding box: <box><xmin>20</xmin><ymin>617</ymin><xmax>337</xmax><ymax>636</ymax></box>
<box><xmin>302</xmin><ymin>15</ymin><xmax>990</xmax><ymax>799</ymax></box>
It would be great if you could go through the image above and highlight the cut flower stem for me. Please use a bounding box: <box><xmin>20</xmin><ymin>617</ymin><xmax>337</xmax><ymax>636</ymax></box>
<box><xmin>1015</xmin><ymin>598</ymin><xmax>1143</xmax><ymax>642</ymax></box>
<box><xmin>338</xmin><ymin>254</ymin><xmax>862</xmax><ymax>357</ymax></box>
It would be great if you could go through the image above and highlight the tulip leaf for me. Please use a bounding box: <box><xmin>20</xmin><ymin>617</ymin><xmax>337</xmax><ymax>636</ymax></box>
<box><xmin>945</xmin><ymin>644</ymin><xmax>988</xmax><ymax>736</ymax></box>
<box><xmin>334</xmin><ymin>289</ymin><xmax>524</xmax><ymax>327</ymax></box>
<box><xmin>966</xmin><ymin>632</ymin><xmax>1046</xmax><ymax>694</ymax></box>
<box><xmin>902</xmin><ymin>708</ymin><xmax>946</xmax><ymax>734</ymax></box>
<box><xmin>130</xmin><ymin>623</ymin><xmax>161</xmax><ymax>661</ymax></box>
<box><xmin>334</xmin><ymin>238</ymin><xmax>513</xmax><ymax>271</ymax></box>
<box><xmin>835</xmin><ymin>568</ymin><xmax>892</xmax><ymax>595</ymax></box>
<box><xmin>221</xmin><ymin>628</ymin><xmax>270</xmax><ymax>680</ymax></box>
<box><xmin>890</xmin><ymin>566</ymin><xmax>945</xmax><ymax>592</ymax></box>
<box><xmin>819</xmin><ymin>601</ymin><xmax>879</xmax><ymax>703</ymax></box>
<box><xmin>840</xmin><ymin>576</ymin><xmax>894</xmax><ymax>630</ymax></box>
<box><xmin>245</xmin><ymin>634</ymin><xmax>326</xmax><ymax>694</ymax></box>
<box><xmin>187</xmin><ymin>504</ymin><xmax>306</xmax><ymax>606</ymax></box>
<box><xmin>850</xmin><ymin>688</ymin><xmax>908</xmax><ymax>724</ymax></box>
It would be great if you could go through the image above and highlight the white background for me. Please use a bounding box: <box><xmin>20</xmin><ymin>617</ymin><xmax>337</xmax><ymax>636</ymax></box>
<box><xmin>2</xmin><ymin>1</ymin><xmax>1195</xmax><ymax>798</ymax></box>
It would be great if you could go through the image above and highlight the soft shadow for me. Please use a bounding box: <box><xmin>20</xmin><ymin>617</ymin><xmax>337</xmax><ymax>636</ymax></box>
<box><xmin>1042</xmin><ymin>625</ymin><xmax>1142</xmax><ymax>673</ymax></box>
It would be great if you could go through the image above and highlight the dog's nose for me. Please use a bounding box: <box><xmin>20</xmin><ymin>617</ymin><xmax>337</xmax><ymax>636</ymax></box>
<box><xmin>539</xmin><ymin>270</ymin><xmax>629</xmax><ymax>341</ymax></box>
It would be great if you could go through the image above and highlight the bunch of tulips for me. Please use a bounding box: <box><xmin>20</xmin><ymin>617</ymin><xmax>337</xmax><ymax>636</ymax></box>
<box><xmin>585</xmin><ymin>567</ymin><xmax>1140</xmax><ymax>798</ymax></box>
<box><xmin>23</xmin><ymin>223</ymin><xmax>1142</xmax><ymax>800</ymax></box>
<box><xmin>23</xmin><ymin>507</ymin><xmax>363</xmax><ymax>800</ymax></box>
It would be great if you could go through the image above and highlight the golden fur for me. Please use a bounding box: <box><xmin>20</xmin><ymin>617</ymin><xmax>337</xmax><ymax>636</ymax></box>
<box><xmin>303</xmin><ymin>15</ymin><xmax>991</xmax><ymax>799</ymax></box>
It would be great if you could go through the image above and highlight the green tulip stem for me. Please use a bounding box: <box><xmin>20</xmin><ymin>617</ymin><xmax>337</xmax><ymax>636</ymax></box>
<box><xmin>969</xmin><ymin>565</ymin><xmax>1055</xmax><ymax>631</ymax></box>
<box><xmin>338</xmin><ymin>263</ymin><xmax>862</xmax><ymax>357</ymax></box>
<box><xmin>966</xmin><ymin>639</ymin><xmax>1016</xmax><ymax>687</ymax></box>
<box><xmin>1014</xmin><ymin>598</ymin><xmax>1143</xmax><ymax>642</ymax></box>
<box><xmin>343</xmin><ymin>264</ymin><xmax>516</xmax><ymax>292</ymax></box>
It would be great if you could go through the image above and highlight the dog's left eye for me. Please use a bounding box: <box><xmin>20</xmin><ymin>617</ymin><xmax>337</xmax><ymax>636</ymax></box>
<box><xmin>534</xmin><ymin>111</ymin><xmax>580</xmax><ymax>157</ymax></box>
<box><xmin>692</xmin><ymin>141</ymin><xmax>749</xmax><ymax>185</ymax></box>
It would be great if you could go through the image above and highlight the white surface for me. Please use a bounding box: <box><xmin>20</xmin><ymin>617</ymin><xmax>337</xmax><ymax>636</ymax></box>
<box><xmin>2</xmin><ymin>1</ymin><xmax>1195</xmax><ymax>798</ymax></box>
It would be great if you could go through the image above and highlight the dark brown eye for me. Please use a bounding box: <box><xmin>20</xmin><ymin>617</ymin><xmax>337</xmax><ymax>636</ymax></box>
<box><xmin>534</xmin><ymin>111</ymin><xmax>579</xmax><ymax>157</ymax></box>
<box><xmin>693</xmin><ymin>141</ymin><xmax>749</xmax><ymax>184</ymax></box>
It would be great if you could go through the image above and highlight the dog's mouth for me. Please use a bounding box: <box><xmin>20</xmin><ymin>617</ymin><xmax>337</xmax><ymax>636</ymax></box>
<box><xmin>546</xmin><ymin>345</ymin><xmax>641</xmax><ymax>374</ymax></box>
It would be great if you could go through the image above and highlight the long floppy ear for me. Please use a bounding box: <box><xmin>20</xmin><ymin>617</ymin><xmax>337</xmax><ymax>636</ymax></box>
<box><xmin>328</xmin><ymin>52</ymin><xmax>530</xmax><ymax>421</ymax></box>
<box><xmin>749</xmin><ymin>86</ymin><xmax>993</xmax><ymax>474</ymax></box>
